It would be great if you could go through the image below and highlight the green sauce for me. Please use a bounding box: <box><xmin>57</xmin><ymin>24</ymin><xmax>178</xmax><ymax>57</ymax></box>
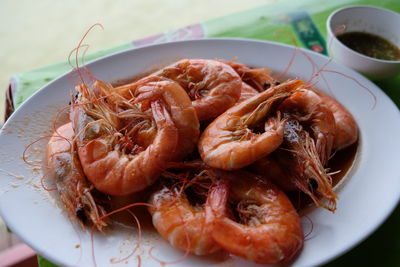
<box><xmin>337</xmin><ymin>31</ymin><xmax>400</xmax><ymax>61</ymax></box>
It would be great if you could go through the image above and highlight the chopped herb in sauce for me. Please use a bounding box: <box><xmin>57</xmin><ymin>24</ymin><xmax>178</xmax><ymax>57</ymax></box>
<box><xmin>337</xmin><ymin>31</ymin><xmax>400</xmax><ymax>61</ymax></box>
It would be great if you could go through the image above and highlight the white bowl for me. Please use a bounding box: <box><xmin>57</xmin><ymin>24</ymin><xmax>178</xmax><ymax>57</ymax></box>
<box><xmin>327</xmin><ymin>5</ymin><xmax>400</xmax><ymax>80</ymax></box>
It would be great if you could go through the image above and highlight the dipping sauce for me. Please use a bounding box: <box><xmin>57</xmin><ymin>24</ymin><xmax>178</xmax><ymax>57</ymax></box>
<box><xmin>337</xmin><ymin>31</ymin><xmax>400</xmax><ymax>61</ymax></box>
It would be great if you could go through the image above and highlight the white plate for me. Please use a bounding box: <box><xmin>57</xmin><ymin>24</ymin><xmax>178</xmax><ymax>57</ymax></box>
<box><xmin>1</xmin><ymin>39</ymin><xmax>400</xmax><ymax>267</ymax></box>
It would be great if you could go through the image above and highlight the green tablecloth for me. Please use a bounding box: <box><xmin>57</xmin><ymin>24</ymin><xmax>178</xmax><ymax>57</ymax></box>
<box><xmin>7</xmin><ymin>0</ymin><xmax>399</xmax><ymax>266</ymax></box>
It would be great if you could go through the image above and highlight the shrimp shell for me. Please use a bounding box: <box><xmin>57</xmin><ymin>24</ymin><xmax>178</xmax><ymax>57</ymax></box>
<box><xmin>313</xmin><ymin>89</ymin><xmax>358</xmax><ymax>150</ymax></box>
<box><xmin>71</xmin><ymin>80</ymin><xmax>193</xmax><ymax>196</ymax></box>
<box><xmin>154</xmin><ymin>59</ymin><xmax>243</xmax><ymax>121</ymax></box>
<box><xmin>47</xmin><ymin>123</ymin><xmax>108</xmax><ymax>231</ymax></box>
<box><xmin>206</xmin><ymin>173</ymin><xmax>304</xmax><ymax>264</ymax></box>
<box><xmin>149</xmin><ymin>186</ymin><xmax>222</xmax><ymax>255</ymax></box>
<box><xmin>199</xmin><ymin>80</ymin><xmax>304</xmax><ymax>170</ymax></box>
<box><xmin>279</xmin><ymin>88</ymin><xmax>336</xmax><ymax>165</ymax></box>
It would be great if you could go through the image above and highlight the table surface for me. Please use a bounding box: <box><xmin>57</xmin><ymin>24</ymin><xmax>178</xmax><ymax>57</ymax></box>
<box><xmin>0</xmin><ymin>0</ymin><xmax>274</xmax><ymax>122</ymax></box>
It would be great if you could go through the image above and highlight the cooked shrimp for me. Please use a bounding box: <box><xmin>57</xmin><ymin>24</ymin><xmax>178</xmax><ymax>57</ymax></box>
<box><xmin>99</xmin><ymin>76</ymin><xmax>200</xmax><ymax>158</ymax></box>
<box><xmin>148</xmin><ymin>169</ymin><xmax>222</xmax><ymax>255</ymax></box>
<box><xmin>313</xmin><ymin>89</ymin><xmax>358</xmax><ymax>150</ymax></box>
<box><xmin>129</xmin><ymin>76</ymin><xmax>200</xmax><ymax>161</ymax></box>
<box><xmin>71</xmin><ymin>79</ymin><xmax>188</xmax><ymax>196</ymax></box>
<box><xmin>276</xmin><ymin>120</ymin><xmax>337</xmax><ymax>211</ymax></box>
<box><xmin>114</xmin><ymin>78</ymin><xmax>199</xmax><ymax>161</ymax></box>
<box><xmin>220</xmin><ymin>60</ymin><xmax>276</xmax><ymax>92</ymax></box>
<box><xmin>278</xmin><ymin>88</ymin><xmax>336</xmax><ymax>165</ymax></box>
<box><xmin>47</xmin><ymin>123</ymin><xmax>108</xmax><ymax>231</ymax></box>
<box><xmin>153</xmin><ymin>59</ymin><xmax>242</xmax><ymax>121</ymax></box>
<box><xmin>199</xmin><ymin>80</ymin><xmax>304</xmax><ymax>170</ymax></box>
<box><xmin>206</xmin><ymin>172</ymin><xmax>304</xmax><ymax>264</ymax></box>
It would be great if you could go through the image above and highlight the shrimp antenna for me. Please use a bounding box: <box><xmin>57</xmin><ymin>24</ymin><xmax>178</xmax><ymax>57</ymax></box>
<box><xmin>273</xmin><ymin>30</ymin><xmax>300</xmax><ymax>80</ymax></box>
<box><xmin>90</xmin><ymin>202</ymin><xmax>155</xmax><ymax>267</ymax></box>
<box><xmin>109</xmin><ymin>210</ymin><xmax>142</xmax><ymax>264</ymax></box>
<box><xmin>303</xmin><ymin>215</ymin><xmax>314</xmax><ymax>240</ymax></box>
<box><xmin>72</xmin><ymin>23</ymin><xmax>104</xmax><ymax>87</ymax></box>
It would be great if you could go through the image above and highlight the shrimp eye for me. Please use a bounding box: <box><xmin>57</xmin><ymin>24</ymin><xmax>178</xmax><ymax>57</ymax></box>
<box><xmin>263</xmin><ymin>82</ymin><xmax>271</xmax><ymax>89</ymax></box>
<box><xmin>263</xmin><ymin>81</ymin><xmax>280</xmax><ymax>90</ymax></box>
<box><xmin>69</xmin><ymin>92</ymin><xmax>80</xmax><ymax>105</ymax></box>
<box><xmin>76</xmin><ymin>207</ymin><xmax>87</xmax><ymax>223</ymax></box>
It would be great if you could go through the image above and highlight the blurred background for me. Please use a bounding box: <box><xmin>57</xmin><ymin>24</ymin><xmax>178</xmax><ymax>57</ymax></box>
<box><xmin>0</xmin><ymin>0</ymin><xmax>276</xmax><ymax>258</ymax></box>
<box><xmin>0</xmin><ymin>0</ymin><xmax>276</xmax><ymax>121</ymax></box>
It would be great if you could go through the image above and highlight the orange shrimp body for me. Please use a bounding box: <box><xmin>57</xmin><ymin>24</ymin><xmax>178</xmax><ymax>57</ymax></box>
<box><xmin>149</xmin><ymin>186</ymin><xmax>222</xmax><ymax>255</ymax></box>
<box><xmin>206</xmin><ymin>173</ymin><xmax>304</xmax><ymax>264</ymax></box>
<box><xmin>130</xmin><ymin>76</ymin><xmax>200</xmax><ymax>161</ymax></box>
<box><xmin>238</xmin><ymin>82</ymin><xmax>259</xmax><ymax>102</ymax></box>
<box><xmin>198</xmin><ymin>80</ymin><xmax>304</xmax><ymax>170</ymax></box>
<box><xmin>278</xmin><ymin>88</ymin><xmax>336</xmax><ymax>165</ymax></box>
<box><xmin>113</xmin><ymin>76</ymin><xmax>200</xmax><ymax>161</ymax></box>
<box><xmin>314</xmin><ymin>89</ymin><xmax>358</xmax><ymax>150</ymax></box>
<box><xmin>71</xmin><ymin>80</ymin><xmax>191</xmax><ymax>196</ymax></box>
<box><xmin>47</xmin><ymin>123</ymin><xmax>108</xmax><ymax>231</ymax></box>
<box><xmin>154</xmin><ymin>59</ymin><xmax>242</xmax><ymax>121</ymax></box>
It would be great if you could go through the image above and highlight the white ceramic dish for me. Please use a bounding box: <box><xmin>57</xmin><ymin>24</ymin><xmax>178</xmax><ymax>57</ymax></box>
<box><xmin>326</xmin><ymin>5</ymin><xmax>400</xmax><ymax>80</ymax></box>
<box><xmin>1</xmin><ymin>39</ymin><xmax>400</xmax><ymax>267</ymax></box>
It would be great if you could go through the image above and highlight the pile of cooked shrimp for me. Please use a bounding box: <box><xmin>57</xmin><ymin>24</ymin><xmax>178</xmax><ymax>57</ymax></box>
<box><xmin>46</xmin><ymin>59</ymin><xmax>358</xmax><ymax>264</ymax></box>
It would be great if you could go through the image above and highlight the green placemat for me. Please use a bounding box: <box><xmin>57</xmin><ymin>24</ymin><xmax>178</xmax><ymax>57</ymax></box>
<box><xmin>7</xmin><ymin>0</ymin><xmax>399</xmax><ymax>266</ymax></box>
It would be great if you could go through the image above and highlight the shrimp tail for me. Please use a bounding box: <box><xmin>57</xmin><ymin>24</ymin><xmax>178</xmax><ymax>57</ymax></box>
<box><xmin>132</xmin><ymin>78</ymin><xmax>165</xmax><ymax>105</ymax></box>
<box><xmin>151</xmin><ymin>100</ymin><xmax>173</xmax><ymax>129</ymax></box>
<box><xmin>205</xmin><ymin>178</ymin><xmax>230</xmax><ymax>220</ymax></box>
